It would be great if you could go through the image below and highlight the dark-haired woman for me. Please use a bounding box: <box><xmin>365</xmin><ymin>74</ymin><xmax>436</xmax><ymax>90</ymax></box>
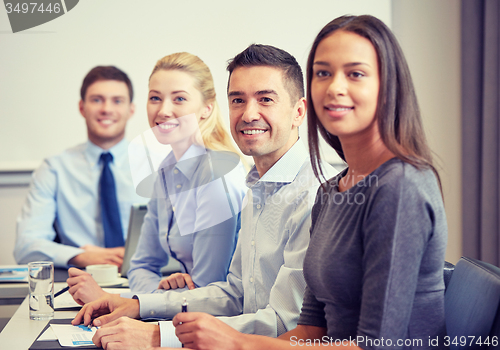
<box><xmin>173</xmin><ymin>15</ymin><xmax>447</xmax><ymax>350</ymax></box>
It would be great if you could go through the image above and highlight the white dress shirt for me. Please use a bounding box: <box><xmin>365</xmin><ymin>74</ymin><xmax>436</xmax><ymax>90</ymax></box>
<box><xmin>133</xmin><ymin>140</ymin><xmax>339</xmax><ymax>347</ymax></box>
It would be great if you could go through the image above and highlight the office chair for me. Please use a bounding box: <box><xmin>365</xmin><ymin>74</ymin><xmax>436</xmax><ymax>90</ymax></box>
<box><xmin>444</xmin><ymin>261</ymin><xmax>455</xmax><ymax>291</ymax></box>
<box><xmin>445</xmin><ymin>257</ymin><xmax>500</xmax><ymax>349</ymax></box>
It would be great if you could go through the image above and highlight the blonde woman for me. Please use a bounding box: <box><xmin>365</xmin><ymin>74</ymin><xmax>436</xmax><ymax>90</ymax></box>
<box><xmin>67</xmin><ymin>53</ymin><xmax>247</xmax><ymax>303</ymax></box>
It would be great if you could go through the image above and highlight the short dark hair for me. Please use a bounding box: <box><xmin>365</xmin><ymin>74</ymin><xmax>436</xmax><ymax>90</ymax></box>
<box><xmin>226</xmin><ymin>44</ymin><xmax>304</xmax><ymax>104</ymax></box>
<box><xmin>80</xmin><ymin>66</ymin><xmax>133</xmax><ymax>102</ymax></box>
<box><xmin>307</xmin><ymin>15</ymin><xmax>441</xmax><ymax>191</ymax></box>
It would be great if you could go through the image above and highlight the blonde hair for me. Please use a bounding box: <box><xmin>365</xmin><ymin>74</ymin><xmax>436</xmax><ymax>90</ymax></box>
<box><xmin>150</xmin><ymin>52</ymin><xmax>242</xmax><ymax>159</ymax></box>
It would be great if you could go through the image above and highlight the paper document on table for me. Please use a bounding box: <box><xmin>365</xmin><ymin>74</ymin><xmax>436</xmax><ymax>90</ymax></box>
<box><xmin>37</xmin><ymin>326</ymin><xmax>57</xmax><ymax>341</ymax></box>
<box><xmin>54</xmin><ymin>292</ymin><xmax>80</xmax><ymax>309</ymax></box>
<box><xmin>0</xmin><ymin>265</ymin><xmax>28</xmax><ymax>282</ymax></box>
<box><xmin>50</xmin><ymin>324</ymin><xmax>98</xmax><ymax>347</ymax></box>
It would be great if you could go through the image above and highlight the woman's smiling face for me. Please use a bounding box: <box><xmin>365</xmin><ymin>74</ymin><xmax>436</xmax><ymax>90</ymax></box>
<box><xmin>147</xmin><ymin>69</ymin><xmax>211</xmax><ymax>157</ymax></box>
<box><xmin>311</xmin><ymin>30</ymin><xmax>380</xmax><ymax>140</ymax></box>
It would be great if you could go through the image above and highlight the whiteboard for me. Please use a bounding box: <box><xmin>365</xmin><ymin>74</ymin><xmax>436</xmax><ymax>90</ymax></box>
<box><xmin>0</xmin><ymin>0</ymin><xmax>391</xmax><ymax>171</ymax></box>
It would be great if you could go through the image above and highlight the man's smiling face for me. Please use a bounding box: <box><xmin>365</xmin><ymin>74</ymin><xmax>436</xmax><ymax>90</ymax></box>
<box><xmin>228</xmin><ymin>66</ymin><xmax>304</xmax><ymax>170</ymax></box>
<box><xmin>79</xmin><ymin>80</ymin><xmax>134</xmax><ymax>149</ymax></box>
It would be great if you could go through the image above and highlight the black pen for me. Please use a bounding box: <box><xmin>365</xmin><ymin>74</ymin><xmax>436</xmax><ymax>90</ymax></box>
<box><xmin>54</xmin><ymin>286</ymin><xmax>69</xmax><ymax>298</ymax></box>
<box><xmin>181</xmin><ymin>298</ymin><xmax>188</xmax><ymax>348</ymax></box>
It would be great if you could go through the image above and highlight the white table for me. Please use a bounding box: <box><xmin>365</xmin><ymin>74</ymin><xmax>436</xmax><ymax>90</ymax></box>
<box><xmin>0</xmin><ymin>283</ymin><xmax>78</xmax><ymax>349</ymax></box>
<box><xmin>0</xmin><ymin>282</ymin><xmax>29</xmax><ymax>299</ymax></box>
<box><xmin>0</xmin><ymin>282</ymin><xmax>131</xmax><ymax>349</ymax></box>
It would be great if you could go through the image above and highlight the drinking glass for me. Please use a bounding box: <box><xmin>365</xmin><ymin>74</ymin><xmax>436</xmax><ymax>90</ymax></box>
<box><xmin>28</xmin><ymin>261</ymin><xmax>54</xmax><ymax>320</ymax></box>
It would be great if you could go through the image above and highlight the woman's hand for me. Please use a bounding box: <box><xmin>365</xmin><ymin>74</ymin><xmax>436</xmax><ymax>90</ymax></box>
<box><xmin>158</xmin><ymin>272</ymin><xmax>196</xmax><ymax>290</ymax></box>
<box><xmin>67</xmin><ymin>267</ymin><xmax>107</xmax><ymax>305</ymax></box>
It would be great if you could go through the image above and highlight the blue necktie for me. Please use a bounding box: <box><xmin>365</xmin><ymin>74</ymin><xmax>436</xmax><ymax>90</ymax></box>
<box><xmin>100</xmin><ymin>152</ymin><xmax>124</xmax><ymax>247</ymax></box>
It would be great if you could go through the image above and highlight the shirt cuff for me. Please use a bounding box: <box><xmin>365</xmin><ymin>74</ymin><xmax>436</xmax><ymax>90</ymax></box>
<box><xmin>137</xmin><ymin>293</ymin><xmax>170</xmax><ymax>319</ymax></box>
<box><xmin>58</xmin><ymin>247</ymin><xmax>85</xmax><ymax>268</ymax></box>
<box><xmin>159</xmin><ymin>321</ymin><xmax>183</xmax><ymax>347</ymax></box>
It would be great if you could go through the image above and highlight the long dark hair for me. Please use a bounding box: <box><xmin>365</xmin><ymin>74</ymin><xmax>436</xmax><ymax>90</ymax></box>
<box><xmin>307</xmin><ymin>15</ymin><xmax>441</xmax><ymax>190</ymax></box>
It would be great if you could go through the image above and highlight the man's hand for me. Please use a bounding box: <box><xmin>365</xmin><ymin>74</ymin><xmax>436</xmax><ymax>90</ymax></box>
<box><xmin>72</xmin><ymin>293</ymin><xmax>140</xmax><ymax>327</ymax></box>
<box><xmin>173</xmin><ymin>312</ymin><xmax>246</xmax><ymax>350</ymax></box>
<box><xmin>158</xmin><ymin>273</ymin><xmax>196</xmax><ymax>290</ymax></box>
<box><xmin>67</xmin><ymin>267</ymin><xmax>107</xmax><ymax>305</ymax></box>
<box><xmin>68</xmin><ymin>245</ymin><xmax>125</xmax><ymax>268</ymax></box>
<box><xmin>92</xmin><ymin>317</ymin><xmax>160</xmax><ymax>350</ymax></box>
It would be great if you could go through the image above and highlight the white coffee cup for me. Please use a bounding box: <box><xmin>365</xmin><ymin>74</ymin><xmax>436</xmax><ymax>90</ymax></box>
<box><xmin>86</xmin><ymin>264</ymin><xmax>119</xmax><ymax>284</ymax></box>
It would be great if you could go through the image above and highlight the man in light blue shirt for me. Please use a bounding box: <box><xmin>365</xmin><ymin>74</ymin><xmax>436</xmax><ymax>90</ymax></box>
<box><xmin>73</xmin><ymin>45</ymin><xmax>338</xmax><ymax>348</ymax></box>
<box><xmin>15</xmin><ymin>66</ymin><xmax>143</xmax><ymax>268</ymax></box>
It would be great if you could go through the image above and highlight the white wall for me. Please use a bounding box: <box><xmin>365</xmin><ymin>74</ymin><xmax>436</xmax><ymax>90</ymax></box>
<box><xmin>0</xmin><ymin>187</ymin><xmax>30</xmax><ymax>264</ymax></box>
<box><xmin>0</xmin><ymin>0</ymin><xmax>391</xmax><ymax>264</ymax></box>
<box><xmin>0</xmin><ymin>1</ymin><xmax>465</xmax><ymax>265</ymax></box>
<box><xmin>0</xmin><ymin>0</ymin><xmax>391</xmax><ymax>170</ymax></box>
<box><xmin>392</xmin><ymin>0</ymin><xmax>462</xmax><ymax>263</ymax></box>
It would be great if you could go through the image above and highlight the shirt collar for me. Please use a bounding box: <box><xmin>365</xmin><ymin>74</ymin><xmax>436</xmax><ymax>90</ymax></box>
<box><xmin>245</xmin><ymin>139</ymin><xmax>308</xmax><ymax>187</ymax></box>
<box><xmin>160</xmin><ymin>144</ymin><xmax>207</xmax><ymax>180</ymax></box>
<box><xmin>84</xmin><ymin>139</ymin><xmax>129</xmax><ymax>168</ymax></box>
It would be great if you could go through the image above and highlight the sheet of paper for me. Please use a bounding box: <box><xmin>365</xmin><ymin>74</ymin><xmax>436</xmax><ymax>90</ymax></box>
<box><xmin>37</xmin><ymin>326</ymin><xmax>57</xmax><ymax>341</ymax></box>
<box><xmin>50</xmin><ymin>324</ymin><xmax>98</xmax><ymax>347</ymax></box>
<box><xmin>0</xmin><ymin>265</ymin><xmax>28</xmax><ymax>282</ymax></box>
<box><xmin>54</xmin><ymin>292</ymin><xmax>81</xmax><ymax>309</ymax></box>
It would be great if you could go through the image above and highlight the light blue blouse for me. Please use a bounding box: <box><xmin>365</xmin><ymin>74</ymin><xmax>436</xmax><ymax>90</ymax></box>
<box><xmin>127</xmin><ymin>144</ymin><xmax>247</xmax><ymax>293</ymax></box>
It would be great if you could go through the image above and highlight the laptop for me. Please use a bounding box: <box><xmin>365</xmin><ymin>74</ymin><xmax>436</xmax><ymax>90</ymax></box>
<box><xmin>121</xmin><ymin>204</ymin><xmax>181</xmax><ymax>278</ymax></box>
<box><xmin>121</xmin><ymin>204</ymin><xmax>148</xmax><ymax>278</ymax></box>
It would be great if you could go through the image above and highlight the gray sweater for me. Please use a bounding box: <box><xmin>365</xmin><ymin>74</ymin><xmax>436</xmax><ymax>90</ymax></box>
<box><xmin>298</xmin><ymin>158</ymin><xmax>448</xmax><ymax>350</ymax></box>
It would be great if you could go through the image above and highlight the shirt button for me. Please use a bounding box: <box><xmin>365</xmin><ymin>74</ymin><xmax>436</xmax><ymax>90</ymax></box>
<box><xmin>251</xmin><ymin>240</ymin><xmax>255</xmax><ymax>246</ymax></box>
<box><xmin>150</xmin><ymin>311</ymin><xmax>155</xmax><ymax>316</ymax></box>
<box><xmin>176</xmin><ymin>184</ymin><xmax>182</xmax><ymax>189</ymax></box>
<box><xmin>256</xmin><ymin>204</ymin><xmax>262</xmax><ymax>209</ymax></box>
<box><xmin>250</xmin><ymin>277</ymin><xmax>254</xmax><ymax>283</ymax></box>
<box><xmin>174</xmin><ymin>169</ymin><xmax>179</xmax><ymax>174</ymax></box>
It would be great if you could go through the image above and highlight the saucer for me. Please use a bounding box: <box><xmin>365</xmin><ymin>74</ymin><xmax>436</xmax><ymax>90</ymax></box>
<box><xmin>97</xmin><ymin>277</ymin><xmax>128</xmax><ymax>287</ymax></box>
